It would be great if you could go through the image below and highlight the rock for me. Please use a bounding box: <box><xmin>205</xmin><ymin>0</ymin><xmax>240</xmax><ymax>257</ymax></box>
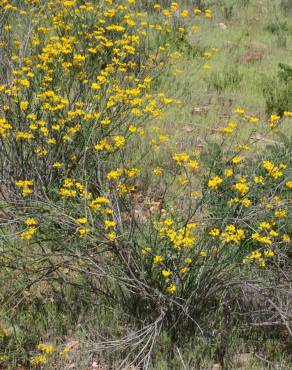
<box><xmin>218</xmin><ymin>23</ymin><xmax>227</xmax><ymax>30</ymax></box>
<box><xmin>212</xmin><ymin>363</ymin><xmax>222</xmax><ymax>370</ymax></box>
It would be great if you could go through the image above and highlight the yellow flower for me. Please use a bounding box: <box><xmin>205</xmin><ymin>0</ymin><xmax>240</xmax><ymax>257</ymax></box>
<box><xmin>204</xmin><ymin>9</ymin><xmax>212</xmax><ymax>18</ymax></box>
<box><xmin>274</xmin><ymin>209</ymin><xmax>287</xmax><ymax>218</ymax></box>
<box><xmin>181</xmin><ymin>10</ymin><xmax>189</xmax><ymax>17</ymax></box>
<box><xmin>19</xmin><ymin>79</ymin><xmax>30</xmax><ymax>88</ymax></box>
<box><xmin>107</xmin><ymin>232</ymin><xmax>116</xmax><ymax>241</ymax></box>
<box><xmin>208</xmin><ymin>176</ymin><xmax>223</xmax><ymax>189</ymax></box>
<box><xmin>153</xmin><ymin>167</ymin><xmax>162</xmax><ymax>176</ymax></box>
<box><xmin>249</xmin><ymin>250</ymin><xmax>262</xmax><ymax>259</ymax></box>
<box><xmin>262</xmin><ymin>161</ymin><xmax>283</xmax><ymax>179</ymax></box>
<box><xmin>16</xmin><ymin>180</ymin><xmax>33</xmax><ymax>187</ymax></box>
<box><xmin>52</xmin><ymin>162</ymin><xmax>62</xmax><ymax>168</ymax></box>
<box><xmin>91</xmin><ymin>82</ymin><xmax>101</xmax><ymax>90</ymax></box>
<box><xmin>16</xmin><ymin>132</ymin><xmax>34</xmax><ymax>140</ymax></box>
<box><xmin>203</xmin><ymin>52</ymin><xmax>212</xmax><ymax>59</ymax></box>
<box><xmin>128</xmin><ymin>125</ymin><xmax>137</xmax><ymax>133</ymax></box>
<box><xmin>191</xmin><ymin>191</ymin><xmax>201</xmax><ymax>199</ymax></box>
<box><xmin>21</xmin><ymin>227</ymin><xmax>37</xmax><ymax>240</ymax></box>
<box><xmin>31</xmin><ymin>355</ymin><xmax>48</xmax><ymax>366</ymax></box>
<box><xmin>209</xmin><ymin>228</ymin><xmax>220</xmax><ymax>237</ymax></box>
<box><xmin>224</xmin><ymin>121</ymin><xmax>237</xmax><ymax>131</ymax></box>
<box><xmin>125</xmin><ymin>168</ymin><xmax>140</xmax><ymax>177</ymax></box>
<box><xmin>153</xmin><ymin>255</ymin><xmax>164</xmax><ymax>264</ymax></box>
<box><xmin>63</xmin><ymin>0</ymin><xmax>76</xmax><ymax>6</ymax></box>
<box><xmin>79</xmin><ymin>228</ymin><xmax>91</xmax><ymax>237</ymax></box>
<box><xmin>233</xmin><ymin>182</ymin><xmax>249</xmax><ymax>195</ymax></box>
<box><xmin>89</xmin><ymin>197</ymin><xmax>110</xmax><ymax>213</ymax></box>
<box><xmin>282</xmin><ymin>234</ymin><xmax>291</xmax><ymax>243</ymax></box>
<box><xmin>172</xmin><ymin>152</ymin><xmax>189</xmax><ymax>164</ymax></box>
<box><xmin>184</xmin><ymin>257</ymin><xmax>192</xmax><ymax>264</ymax></box>
<box><xmin>241</xmin><ymin>198</ymin><xmax>251</xmax><ymax>207</ymax></box>
<box><xmin>264</xmin><ymin>249</ymin><xmax>275</xmax><ymax>258</ymax></box>
<box><xmin>252</xmin><ymin>233</ymin><xmax>272</xmax><ymax>245</ymax></box>
<box><xmin>142</xmin><ymin>247</ymin><xmax>151</xmax><ymax>255</ymax></box>
<box><xmin>24</xmin><ymin>217</ymin><xmax>37</xmax><ymax>226</ymax></box>
<box><xmin>270</xmin><ymin>114</ymin><xmax>280</xmax><ymax>122</ymax></box>
<box><xmin>232</xmin><ymin>156</ymin><xmax>243</xmax><ymax>165</ymax></box>
<box><xmin>161</xmin><ymin>269</ymin><xmax>171</xmax><ymax>278</ymax></box>
<box><xmin>36</xmin><ymin>343</ymin><xmax>54</xmax><ymax>354</ymax></box>
<box><xmin>76</xmin><ymin>218</ymin><xmax>87</xmax><ymax>225</ymax></box>
<box><xmin>59</xmin><ymin>188</ymin><xmax>77</xmax><ymax>198</ymax></box>
<box><xmin>285</xmin><ymin>181</ymin><xmax>292</xmax><ymax>188</ymax></box>
<box><xmin>104</xmin><ymin>220</ymin><xmax>116</xmax><ymax>229</ymax></box>
<box><xmin>113</xmin><ymin>135</ymin><xmax>125</xmax><ymax>148</ymax></box>
<box><xmin>95</xmin><ymin>139</ymin><xmax>112</xmax><ymax>151</ymax></box>
<box><xmin>178</xmin><ymin>176</ymin><xmax>189</xmax><ymax>186</ymax></box>
<box><xmin>15</xmin><ymin>180</ymin><xmax>33</xmax><ymax>197</ymax></box>
<box><xmin>20</xmin><ymin>101</ymin><xmax>29</xmax><ymax>110</ymax></box>
<box><xmin>238</xmin><ymin>145</ymin><xmax>251</xmax><ymax>151</ymax></box>
<box><xmin>220</xmin><ymin>225</ymin><xmax>245</xmax><ymax>244</ymax></box>
<box><xmin>106</xmin><ymin>168</ymin><xmax>122</xmax><ymax>181</ymax></box>
<box><xmin>259</xmin><ymin>258</ymin><xmax>266</xmax><ymax>268</ymax></box>
<box><xmin>234</xmin><ymin>107</ymin><xmax>245</xmax><ymax>114</ymax></box>
<box><xmin>224</xmin><ymin>168</ymin><xmax>233</xmax><ymax>177</ymax></box>
<box><xmin>254</xmin><ymin>176</ymin><xmax>265</xmax><ymax>185</ymax></box>
<box><xmin>191</xmin><ymin>25</ymin><xmax>200</xmax><ymax>32</ymax></box>
<box><xmin>259</xmin><ymin>222</ymin><xmax>271</xmax><ymax>230</ymax></box>
<box><xmin>187</xmin><ymin>160</ymin><xmax>199</xmax><ymax>171</ymax></box>
<box><xmin>73</xmin><ymin>54</ymin><xmax>85</xmax><ymax>64</ymax></box>
<box><xmin>166</xmin><ymin>284</ymin><xmax>176</xmax><ymax>294</ymax></box>
<box><xmin>269</xmin><ymin>230</ymin><xmax>278</xmax><ymax>237</ymax></box>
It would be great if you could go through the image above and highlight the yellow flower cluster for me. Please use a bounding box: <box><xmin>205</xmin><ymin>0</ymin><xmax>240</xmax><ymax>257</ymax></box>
<box><xmin>15</xmin><ymin>180</ymin><xmax>33</xmax><ymax>196</ymax></box>
<box><xmin>158</xmin><ymin>219</ymin><xmax>197</xmax><ymax>250</ymax></box>
<box><xmin>262</xmin><ymin>160</ymin><xmax>285</xmax><ymax>179</ymax></box>
<box><xmin>208</xmin><ymin>176</ymin><xmax>223</xmax><ymax>189</ymax></box>
<box><xmin>31</xmin><ymin>342</ymin><xmax>54</xmax><ymax>366</ymax></box>
<box><xmin>220</xmin><ymin>225</ymin><xmax>245</xmax><ymax>244</ymax></box>
<box><xmin>233</xmin><ymin>177</ymin><xmax>249</xmax><ymax>195</ymax></box>
<box><xmin>59</xmin><ymin>179</ymin><xmax>91</xmax><ymax>199</ymax></box>
<box><xmin>243</xmin><ymin>249</ymin><xmax>275</xmax><ymax>268</ymax></box>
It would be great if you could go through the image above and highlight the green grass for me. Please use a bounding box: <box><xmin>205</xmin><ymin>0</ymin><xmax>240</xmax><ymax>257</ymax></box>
<box><xmin>157</xmin><ymin>0</ymin><xmax>292</xmax><ymax>140</ymax></box>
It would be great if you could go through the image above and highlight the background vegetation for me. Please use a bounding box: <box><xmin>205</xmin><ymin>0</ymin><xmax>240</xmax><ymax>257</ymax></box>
<box><xmin>0</xmin><ymin>0</ymin><xmax>291</xmax><ymax>369</ymax></box>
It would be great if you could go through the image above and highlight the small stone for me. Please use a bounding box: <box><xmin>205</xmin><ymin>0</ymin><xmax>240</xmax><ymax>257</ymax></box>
<box><xmin>218</xmin><ymin>23</ymin><xmax>227</xmax><ymax>30</ymax></box>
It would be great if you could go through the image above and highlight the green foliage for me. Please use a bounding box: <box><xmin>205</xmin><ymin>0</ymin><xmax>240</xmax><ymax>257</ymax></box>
<box><xmin>223</xmin><ymin>4</ymin><xmax>234</xmax><ymax>20</ymax></box>
<box><xmin>280</xmin><ymin>0</ymin><xmax>292</xmax><ymax>13</ymax></box>
<box><xmin>266</xmin><ymin>20</ymin><xmax>288</xmax><ymax>34</ymax></box>
<box><xmin>206</xmin><ymin>65</ymin><xmax>242</xmax><ymax>92</ymax></box>
<box><xmin>1</xmin><ymin>1</ymin><xmax>292</xmax><ymax>368</ymax></box>
<box><xmin>263</xmin><ymin>63</ymin><xmax>292</xmax><ymax>115</ymax></box>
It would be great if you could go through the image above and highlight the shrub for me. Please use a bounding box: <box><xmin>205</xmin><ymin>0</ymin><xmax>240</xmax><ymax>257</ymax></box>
<box><xmin>280</xmin><ymin>0</ymin><xmax>292</xmax><ymax>13</ymax></box>
<box><xmin>263</xmin><ymin>63</ymin><xmax>292</xmax><ymax>115</ymax></box>
<box><xmin>206</xmin><ymin>65</ymin><xmax>242</xmax><ymax>92</ymax></box>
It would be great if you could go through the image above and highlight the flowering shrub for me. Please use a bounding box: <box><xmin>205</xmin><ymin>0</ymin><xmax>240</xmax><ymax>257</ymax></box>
<box><xmin>0</xmin><ymin>0</ymin><xmax>291</xmax><ymax>367</ymax></box>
